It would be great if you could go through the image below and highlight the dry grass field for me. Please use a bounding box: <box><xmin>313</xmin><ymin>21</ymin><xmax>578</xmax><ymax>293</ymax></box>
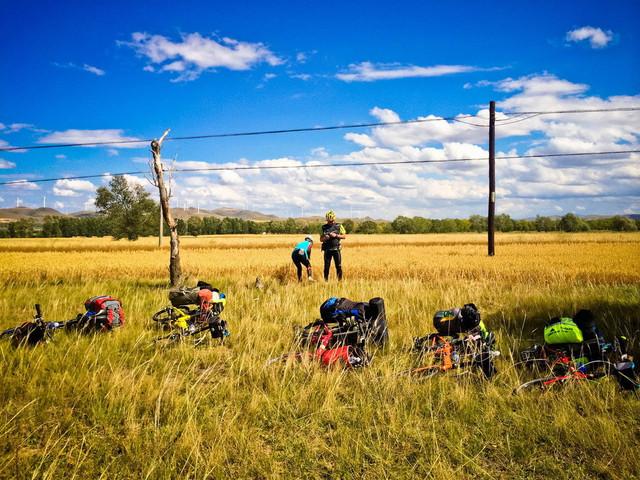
<box><xmin>0</xmin><ymin>232</ymin><xmax>639</xmax><ymax>479</ymax></box>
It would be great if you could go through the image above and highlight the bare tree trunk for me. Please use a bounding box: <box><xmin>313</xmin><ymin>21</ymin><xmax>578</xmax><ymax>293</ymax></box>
<box><xmin>151</xmin><ymin>130</ymin><xmax>182</xmax><ymax>286</ymax></box>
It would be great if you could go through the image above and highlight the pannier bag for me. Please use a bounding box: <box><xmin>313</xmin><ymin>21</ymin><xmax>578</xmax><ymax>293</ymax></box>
<box><xmin>197</xmin><ymin>288</ymin><xmax>226</xmax><ymax>316</ymax></box>
<box><xmin>169</xmin><ymin>287</ymin><xmax>201</xmax><ymax>307</ymax></box>
<box><xmin>544</xmin><ymin>317</ymin><xmax>583</xmax><ymax>345</ymax></box>
<box><xmin>364</xmin><ymin>297</ymin><xmax>389</xmax><ymax>345</ymax></box>
<box><xmin>320</xmin><ymin>297</ymin><xmax>366</xmax><ymax>323</ymax></box>
<box><xmin>433</xmin><ymin>303</ymin><xmax>481</xmax><ymax>336</ymax></box>
<box><xmin>82</xmin><ymin>295</ymin><xmax>125</xmax><ymax>331</ymax></box>
<box><xmin>169</xmin><ymin>281</ymin><xmax>224</xmax><ymax>309</ymax></box>
<box><xmin>573</xmin><ymin>309</ymin><xmax>602</xmax><ymax>343</ymax></box>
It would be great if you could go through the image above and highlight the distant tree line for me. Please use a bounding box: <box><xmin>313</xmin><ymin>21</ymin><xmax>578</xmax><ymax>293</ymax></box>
<box><xmin>1</xmin><ymin>212</ymin><xmax>638</xmax><ymax>238</ymax></box>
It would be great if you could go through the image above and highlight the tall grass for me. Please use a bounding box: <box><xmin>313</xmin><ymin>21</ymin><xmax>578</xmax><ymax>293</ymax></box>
<box><xmin>0</xmin><ymin>233</ymin><xmax>639</xmax><ymax>479</ymax></box>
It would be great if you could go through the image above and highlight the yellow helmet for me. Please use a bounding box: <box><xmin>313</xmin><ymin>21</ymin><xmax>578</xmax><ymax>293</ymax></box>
<box><xmin>325</xmin><ymin>210</ymin><xmax>336</xmax><ymax>221</ymax></box>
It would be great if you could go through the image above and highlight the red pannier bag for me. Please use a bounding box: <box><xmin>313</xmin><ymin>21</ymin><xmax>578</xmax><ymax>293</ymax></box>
<box><xmin>84</xmin><ymin>295</ymin><xmax>125</xmax><ymax>331</ymax></box>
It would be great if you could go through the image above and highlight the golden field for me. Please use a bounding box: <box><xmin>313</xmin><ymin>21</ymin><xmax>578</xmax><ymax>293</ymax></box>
<box><xmin>0</xmin><ymin>232</ymin><xmax>639</xmax><ymax>479</ymax></box>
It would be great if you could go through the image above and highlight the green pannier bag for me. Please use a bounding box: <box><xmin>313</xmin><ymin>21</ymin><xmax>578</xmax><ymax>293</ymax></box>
<box><xmin>544</xmin><ymin>318</ymin><xmax>584</xmax><ymax>345</ymax></box>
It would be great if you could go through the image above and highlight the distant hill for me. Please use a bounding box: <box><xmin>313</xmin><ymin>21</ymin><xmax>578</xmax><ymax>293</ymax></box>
<box><xmin>169</xmin><ymin>207</ymin><xmax>280</xmax><ymax>222</ymax></box>
<box><xmin>0</xmin><ymin>207</ymin><xmax>64</xmax><ymax>223</ymax></box>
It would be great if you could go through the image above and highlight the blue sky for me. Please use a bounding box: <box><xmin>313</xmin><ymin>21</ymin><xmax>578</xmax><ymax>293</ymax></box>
<box><xmin>1</xmin><ymin>0</ymin><xmax>639</xmax><ymax>218</ymax></box>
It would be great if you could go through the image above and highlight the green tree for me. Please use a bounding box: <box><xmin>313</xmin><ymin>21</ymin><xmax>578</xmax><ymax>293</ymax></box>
<box><xmin>559</xmin><ymin>213</ymin><xmax>589</xmax><ymax>232</ymax></box>
<box><xmin>176</xmin><ymin>218</ymin><xmax>188</xmax><ymax>235</ymax></box>
<box><xmin>611</xmin><ymin>215</ymin><xmax>638</xmax><ymax>231</ymax></box>
<box><xmin>495</xmin><ymin>214</ymin><xmax>515</xmax><ymax>232</ymax></box>
<box><xmin>534</xmin><ymin>215</ymin><xmax>557</xmax><ymax>232</ymax></box>
<box><xmin>187</xmin><ymin>216</ymin><xmax>204</xmax><ymax>236</ymax></box>
<box><xmin>342</xmin><ymin>218</ymin><xmax>355</xmax><ymax>233</ymax></box>
<box><xmin>95</xmin><ymin>175</ymin><xmax>158</xmax><ymax>240</ymax></box>
<box><xmin>391</xmin><ymin>216</ymin><xmax>415</xmax><ymax>233</ymax></box>
<box><xmin>356</xmin><ymin>220</ymin><xmax>379</xmax><ymax>234</ymax></box>
<box><xmin>412</xmin><ymin>217</ymin><xmax>433</xmax><ymax>233</ymax></box>
<box><xmin>8</xmin><ymin>218</ymin><xmax>35</xmax><ymax>237</ymax></box>
<box><xmin>469</xmin><ymin>215</ymin><xmax>487</xmax><ymax>232</ymax></box>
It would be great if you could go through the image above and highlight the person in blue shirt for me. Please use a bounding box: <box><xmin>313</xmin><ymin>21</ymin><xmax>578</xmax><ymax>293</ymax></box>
<box><xmin>292</xmin><ymin>236</ymin><xmax>314</xmax><ymax>282</ymax></box>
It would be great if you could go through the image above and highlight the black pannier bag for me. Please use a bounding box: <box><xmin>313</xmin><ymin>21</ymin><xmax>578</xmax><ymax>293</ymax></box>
<box><xmin>169</xmin><ymin>287</ymin><xmax>201</xmax><ymax>307</ymax></box>
<box><xmin>364</xmin><ymin>297</ymin><xmax>389</xmax><ymax>345</ymax></box>
<box><xmin>169</xmin><ymin>281</ymin><xmax>217</xmax><ymax>307</ymax></box>
<box><xmin>315</xmin><ymin>297</ymin><xmax>388</xmax><ymax>347</ymax></box>
<box><xmin>573</xmin><ymin>309</ymin><xmax>600</xmax><ymax>342</ymax></box>
<box><xmin>433</xmin><ymin>303</ymin><xmax>480</xmax><ymax>336</ymax></box>
<box><xmin>320</xmin><ymin>297</ymin><xmax>366</xmax><ymax>324</ymax></box>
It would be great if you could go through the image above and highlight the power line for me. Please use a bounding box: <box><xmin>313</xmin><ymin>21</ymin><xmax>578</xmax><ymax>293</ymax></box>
<box><xmin>0</xmin><ymin>115</ymin><xmax>478</xmax><ymax>152</ymax></box>
<box><xmin>1</xmin><ymin>107</ymin><xmax>638</xmax><ymax>152</ymax></box>
<box><xmin>500</xmin><ymin>107</ymin><xmax>640</xmax><ymax>115</ymax></box>
<box><xmin>1</xmin><ymin>149</ymin><xmax>637</xmax><ymax>187</ymax></box>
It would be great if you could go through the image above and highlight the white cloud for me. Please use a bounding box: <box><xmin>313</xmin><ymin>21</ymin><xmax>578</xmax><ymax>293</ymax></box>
<box><xmin>83</xmin><ymin>64</ymin><xmax>106</xmax><ymax>76</ymax></box>
<box><xmin>55</xmin><ymin>154</ymin><xmax>66</xmax><ymax>159</ymax></box>
<box><xmin>161</xmin><ymin>73</ymin><xmax>635</xmax><ymax>218</ymax></box>
<box><xmin>53</xmin><ymin>62</ymin><xmax>106</xmax><ymax>76</ymax></box>
<box><xmin>83</xmin><ymin>198</ymin><xmax>96</xmax><ymax>211</ymax></box>
<box><xmin>54</xmin><ymin>201</ymin><xmax>64</xmax><ymax>210</ymax></box>
<box><xmin>52</xmin><ymin>188</ymin><xmax>79</xmax><ymax>197</ymax></box>
<box><xmin>38</xmin><ymin>129</ymin><xmax>142</xmax><ymax>149</ymax></box>
<box><xmin>6</xmin><ymin>180</ymin><xmax>39</xmax><ymax>190</ymax></box>
<box><xmin>310</xmin><ymin>147</ymin><xmax>330</xmax><ymax>159</ymax></box>
<box><xmin>296</xmin><ymin>52</ymin><xmax>307</xmax><ymax>63</ymax></box>
<box><xmin>121</xmin><ymin>32</ymin><xmax>283</xmax><ymax>82</ymax></box>
<box><xmin>0</xmin><ymin>159</ymin><xmax>16</xmax><ymax>169</ymax></box>
<box><xmin>2</xmin><ymin>123</ymin><xmax>33</xmax><ymax>133</ymax></box>
<box><xmin>122</xmin><ymin>174</ymin><xmax>149</xmax><ymax>188</ymax></box>
<box><xmin>336</xmin><ymin>62</ymin><xmax>486</xmax><ymax>82</ymax></box>
<box><xmin>53</xmin><ymin>179</ymin><xmax>96</xmax><ymax>197</ymax></box>
<box><xmin>566</xmin><ymin>26</ymin><xmax>613</xmax><ymax>49</ymax></box>
<box><xmin>290</xmin><ymin>73</ymin><xmax>311</xmax><ymax>81</ymax></box>
<box><xmin>54</xmin><ymin>179</ymin><xmax>96</xmax><ymax>192</ymax></box>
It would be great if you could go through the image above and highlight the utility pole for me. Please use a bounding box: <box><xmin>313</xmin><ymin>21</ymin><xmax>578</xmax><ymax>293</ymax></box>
<box><xmin>488</xmin><ymin>100</ymin><xmax>496</xmax><ymax>256</ymax></box>
<box><xmin>151</xmin><ymin>129</ymin><xmax>182</xmax><ymax>286</ymax></box>
<box><xmin>159</xmin><ymin>204</ymin><xmax>163</xmax><ymax>247</ymax></box>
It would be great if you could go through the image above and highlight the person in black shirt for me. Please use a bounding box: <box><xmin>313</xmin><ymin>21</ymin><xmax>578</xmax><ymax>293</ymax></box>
<box><xmin>320</xmin><ymin>210</ymin><xmax>346</xmax><ymax>281</ymax></box>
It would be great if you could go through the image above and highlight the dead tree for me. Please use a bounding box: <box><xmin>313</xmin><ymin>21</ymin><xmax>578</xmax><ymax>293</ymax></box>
<box><xmin>150</xmin><ymin>129</ymin><xmax>182</xmax><ymax>286</ymax></box>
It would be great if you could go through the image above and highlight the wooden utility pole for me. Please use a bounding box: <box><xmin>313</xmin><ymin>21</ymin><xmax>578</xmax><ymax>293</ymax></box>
<box><xmin>151</xmin><ymin>129</ymin><xmax>182</xmax><ymax>286</ymax></box>
<box><xmin>488</xmin><ymin>100</ymin><xmax>496</xmax><ymax>256</ymax></box>
<box><xmin>159</xmin><ymin>206</ymin><xmax>163</xmax><ymax>247</ymax></box>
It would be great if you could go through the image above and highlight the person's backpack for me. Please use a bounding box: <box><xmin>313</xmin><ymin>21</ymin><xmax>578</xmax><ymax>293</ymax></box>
<box><xmin>433</xmin><ymin>303</ymin><xmax>481</xmax><ymax>336</ymax></box>
<box><xmin>80</xmin><ymin>296</ymin><xmax>125</xmax><ymax>331</ymax></box>
<box><xmin>544</xmin><ymin>317</ymin><xmax>583</xmax><ymax>345</ymax></box>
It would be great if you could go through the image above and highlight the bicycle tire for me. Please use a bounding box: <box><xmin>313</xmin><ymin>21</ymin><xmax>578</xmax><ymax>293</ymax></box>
<box><xmin>407</xmin><ymin>365</ymin><xmax>441</xmax><ymax>379</ymax></box>
<box><xmin>152</xmin><ymin>307</ymin><xmax>178</xmax><ymax>325</ymax></box>
<box><xmin>515</xmin><ymin>376</ymin><xmax>558</xmax><ymax>394</ymax></box>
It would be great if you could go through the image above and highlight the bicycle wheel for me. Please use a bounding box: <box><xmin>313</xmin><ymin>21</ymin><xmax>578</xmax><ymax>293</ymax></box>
<box><xmin>266</xmin><ymin>352</ymin><xmax>308</xmax><ymax>366</ymax></box>
<box><xmin>152</xmin><ymin>307</ymin><xmax>178</xmax><ymax>325</ymax></box>
<box><xmin>153</xmin><ymin>331</ymin><xmax>184</xmax><ymax>347</ymax></box>
<box><xmin>515</xmin><ymin>375</ymin><xmax>559</xmax><ymax>394</ymax></box>
<box><xmin>407</xmin><ymin>365</ymin><xmax>441</xmax><ymax>379</ymax></box>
